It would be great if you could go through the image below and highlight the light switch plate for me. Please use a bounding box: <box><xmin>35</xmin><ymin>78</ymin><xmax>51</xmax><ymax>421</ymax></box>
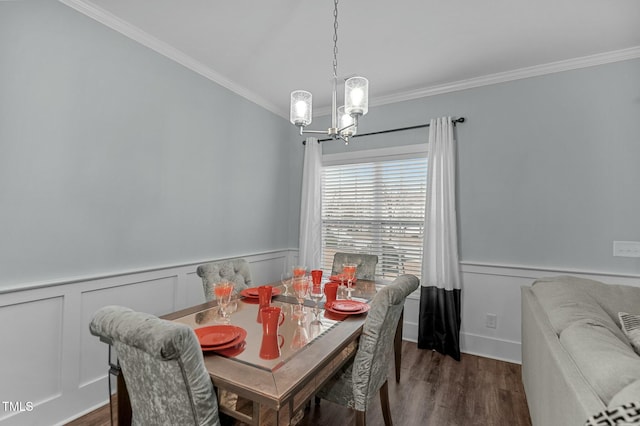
<box><xmin>485</xmin><ymin>313</ymin><xmax>497</xmax><ymax>329</ymax></box>
<box><xmin>613</xmin><ymin>241</ymin><xmax>640</xmax><ymax>258</ymax></box>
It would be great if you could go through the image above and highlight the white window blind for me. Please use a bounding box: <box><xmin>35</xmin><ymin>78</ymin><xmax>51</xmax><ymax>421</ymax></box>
<box><xmin>321</xmin><ymin>156</ymin><xmax>427</xmax><ymax>281</ymax></box>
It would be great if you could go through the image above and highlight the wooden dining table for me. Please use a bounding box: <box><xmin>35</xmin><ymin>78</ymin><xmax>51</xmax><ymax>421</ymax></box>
<box><xmin>113</xmin><ymin>279</ymin><xmax>402</xmax><ymax>426</ymax></box>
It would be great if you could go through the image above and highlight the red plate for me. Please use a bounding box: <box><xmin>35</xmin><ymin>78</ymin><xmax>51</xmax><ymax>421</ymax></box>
<box><xmin>325</xmin><ymin>301</ymin><xmax>370</xmax><ymax>316</ymax></box>
<box><xmin>215</xmin><ymin>341</ymin><xmax>246</xmax><ymax>358</ymax></box>
<box><xmin>243</xmin><ymin>288</ymin><xmax>260</xmax><ymax>297</ymax></box>
<box><xmin>200</xmin><ymin>329</ymin><xmax>246</xmax><ymax>351</ymax></box>
<box><xmin>331</xmin><ymin>300</ymin><xmax>367</xmax><ymax>312</ymax></box>
<box><xmin>195</xmin><ymin>326</ymin><xmax>247</xmax><ymax>351</ymax></box>
<box><xmin>329</xmin><ymin>275</ymin><xmax>357</xmax><ymax>284</ymax></box>
<box><xmin>196</xmin><ymin>325</ymin><xmax>240</xmax><ymax>346</ymax></box>
<box><xmin>324</xmin><ymin>310</ymin><xmax>348</xmax><ymax>321</ymax></box>
<box><xmin>240</xmin><ymin>287</ymin><xmax>282</xmax><ymax>298</ymax></box>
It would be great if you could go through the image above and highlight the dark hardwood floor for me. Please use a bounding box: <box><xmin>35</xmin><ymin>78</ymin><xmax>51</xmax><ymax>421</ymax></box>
<box><xmin>67</xmin><ymin>341</ymin><xmax>531</xmax><ymax>426</ymax></box>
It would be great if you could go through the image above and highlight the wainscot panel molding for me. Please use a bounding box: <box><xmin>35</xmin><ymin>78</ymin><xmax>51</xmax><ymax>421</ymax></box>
<box><xmin>458</xmin><ymin>262</ymin><xmax>636</xmax><ymax>364</ymax></box>
<box><xmin>5</xmin><ymin>250</ymin><xmax>637</xmax><ymax>425</ymax></box>
<box><xmin>0</xmin><ymin>249</ymin><xmax>295</xmax><ymax>426</ymax></box>
<box><xmin>402</xmin><ymin>261</ymin><xmax>640</xmax><ymax>364</ymax></box>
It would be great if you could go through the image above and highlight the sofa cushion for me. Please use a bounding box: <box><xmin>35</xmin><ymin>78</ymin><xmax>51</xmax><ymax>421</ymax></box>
<box><xmin>560</xmin><ymin>319</ymin><xmax>640</xmax><ymax>404</ymax></box>
<box><xmin>532</xmin><ymin>276</ymin><xmax>629</xmax><ymax>344</ymax></box>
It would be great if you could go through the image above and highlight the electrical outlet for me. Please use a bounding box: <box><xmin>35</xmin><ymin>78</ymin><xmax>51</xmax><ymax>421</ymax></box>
<box><xmin>486</xmin><ymin>313</ymin><xmax>497</xmax><ymax>329</ymax></box>
<box><xmin>613</xmin><ymin>241</ymin><xmax>640</xmax><ymax>258</ymax></box>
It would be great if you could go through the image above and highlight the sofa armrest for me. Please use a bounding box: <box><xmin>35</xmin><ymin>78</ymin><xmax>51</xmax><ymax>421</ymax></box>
<box><xmin>522</xmin><ymin>286</ymin><xmax>605</xmax><ymax>426</ymax></box>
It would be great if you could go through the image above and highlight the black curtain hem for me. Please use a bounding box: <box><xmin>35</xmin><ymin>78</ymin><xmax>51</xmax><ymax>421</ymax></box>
<box><xmin>418</xmin><ymin>286</ymin><xmax>461</xmax><ymax>361</ymax></box>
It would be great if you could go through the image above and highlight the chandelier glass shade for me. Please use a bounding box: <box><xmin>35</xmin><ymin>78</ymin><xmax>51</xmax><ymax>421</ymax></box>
<box><xmin>344</xmin><ymin>76</ymin><xmax>368</xmax><ymax>116</ymax></box>
<box><xmin>290</xmin><ymin>90</ymin><xmax>312</xmax><ymax>127</ymax></box>
<box><xmin>337</xmin><ymin>106</ymin><xmax>356</xmax><ymax>138</ymax></box>
<box><xmin>289</xmin><ymin>0</ymin><xmax>368</xmax><ymax>143</ymax></box>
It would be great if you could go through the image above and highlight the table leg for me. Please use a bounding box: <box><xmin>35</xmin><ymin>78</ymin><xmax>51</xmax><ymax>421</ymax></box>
<box><xmin>276</xmin><ymin>402</ymin><xmax>293</xmax><ymax>426</ymax></box>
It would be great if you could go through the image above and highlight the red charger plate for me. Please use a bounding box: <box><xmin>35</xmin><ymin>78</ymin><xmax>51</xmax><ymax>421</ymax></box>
<box><xmin>324</xmin><ymin>310</ymin><xmax>348</xmax><ymax>321</ymax></box>
<box><xmin>196</xmin><ymin>325</ymin><xmax>240</xmax><ymax>346</ymax></box>
<box><xmin>215</xmin><ymin>341</ymin><xmax>246</xmax><ymax>358</ymax></box>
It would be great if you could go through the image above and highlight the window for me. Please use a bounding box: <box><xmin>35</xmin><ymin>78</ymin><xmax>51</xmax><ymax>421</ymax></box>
<box><xmin>321</xmin><ymin>153</ymin><xmax>427</xmax><ymax>281</ymax></box>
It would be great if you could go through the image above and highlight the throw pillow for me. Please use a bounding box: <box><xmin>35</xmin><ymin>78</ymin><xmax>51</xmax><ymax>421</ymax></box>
<box><xmin>585</xmin><ymin>401</ymin><xmax>640</xmax><ymax>425</ymax></box>
<box><xmin>619</xmin><ymin>312</ymin><xmax>640</xmax><ymax>354</ymax></box>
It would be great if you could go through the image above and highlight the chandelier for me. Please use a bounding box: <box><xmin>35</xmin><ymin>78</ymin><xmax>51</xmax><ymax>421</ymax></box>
<box><xmin>289</xmin><ymin>0</ymin><xmax>369</xmax><ymax>144</ymax></box>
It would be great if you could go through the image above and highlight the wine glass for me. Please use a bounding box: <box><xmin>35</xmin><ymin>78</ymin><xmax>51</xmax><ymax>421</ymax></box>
<box><xmin>342</xmin><ymin>263</ymin><xmax>357</xmax><ymax>300</ymax></box>
<box><xmin>336</xmin><ymin>270</ymin><xmax>347</xmax><ymax>300</ymax></box>
<box><xmin>292</xmin><ymin>276</ymin><xmax>309</xmax><ymax>318</ymax></box>
<box><xmin>309</xmin><ymin>280</ymin><xmax>324</xmax><ymax>323</ymax></box>
<box><xmin>281</xmin><ymin>271</ymin><xmax>292</xmax><ymax>296</ymax></box>
<box><xmin>290</xmin><ymin>322</ymin><xmax>310</xmax><ymax>350</ymax></box>
<box><xmin>309</xmin><ymin>320</ymin><xmax>323</xmax><ymax>340</ymax></box>
<box><xmin>292</xmin><ymin>265</ymin><xmax>307</xmax><ymax>278</ymax></box>
<box><xmin>214</xmin><ymin>280</ymin><xmax>234</xmax><ymax>323</ymax></box>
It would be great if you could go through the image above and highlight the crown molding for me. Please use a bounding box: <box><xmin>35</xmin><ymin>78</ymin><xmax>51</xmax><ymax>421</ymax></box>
<box><xmin>58</xmin><ymin>0</ymin><xmax>285</xmax><ymax>118</ymax></box>
<box><xmin>369</xmin><ymin>46</ymin><xmax>640</xmax><ymax>109</ymax></box>
<box><xmin>59</xmin><ymin>1</ymin><xmax>640</xmax><ymax>120</ymax></box>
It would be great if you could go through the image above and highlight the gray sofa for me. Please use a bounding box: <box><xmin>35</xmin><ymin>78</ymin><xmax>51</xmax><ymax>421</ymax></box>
<box><xmin>522</xmin><ymin>275</ymin><xmax>640</xmax><ymax>426</ymax></box>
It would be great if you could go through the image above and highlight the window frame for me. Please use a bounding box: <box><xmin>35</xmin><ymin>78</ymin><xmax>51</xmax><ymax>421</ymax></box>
<box><xmin>321</xmin><ymin>143</ymin><xmax>428</xmax><ymax>284</ymax></box>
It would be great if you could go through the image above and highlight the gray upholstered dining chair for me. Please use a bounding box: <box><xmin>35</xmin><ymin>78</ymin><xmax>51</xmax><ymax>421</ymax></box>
<box><xmin>89</xmin><ymin>306</ymin><xmax>221</xmax><ymax>426</ymax></box>
<box><xmin>331</xmin><ymin>252</ymin><xmax>379</xmax><ymax>281</ymax></box>
<box><xmin>316</xmin><ymin>274</ymin><xmax>420</xmax><ymax>426</ymax></box>
<box><xmin>196</xmin><ymin>258</ymin><xmax>253</xmax><ymax>301</ymax></box>
<box><xmin>332</xmin><ymin>252</ymin><xmax>407</xmax><ymax>383</ymax></box>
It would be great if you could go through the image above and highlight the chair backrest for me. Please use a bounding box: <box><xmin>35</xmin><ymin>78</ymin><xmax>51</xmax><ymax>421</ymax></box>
<box><xmin>351</xmin><ymin>274</ymin><xmax>419</xmax><ymax>411</ymax></box>
<box><xmin>331</xmin><ymin>252</ymin><xmax>379</xmax><ymax>281</ymax></box>
<box><xmin>89</xmin><ymin>306</ymin><xmax>220</xmax><ymax>426</ymax></box>
<box><xmin>196</xmin><ymin>258</ymin><xmax>253</xmax><ymax>300</ymax></box>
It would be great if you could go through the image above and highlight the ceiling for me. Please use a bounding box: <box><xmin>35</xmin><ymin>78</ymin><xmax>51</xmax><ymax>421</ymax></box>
<box><xmin>62</xmin><ymin>0</ymin><xmax>640</xmax><ymax>119</ymax></box>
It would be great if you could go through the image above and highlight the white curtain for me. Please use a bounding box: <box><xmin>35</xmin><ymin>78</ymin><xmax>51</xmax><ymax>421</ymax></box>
<box><xmin>422</xmin><ymin>117</ymin><xmax>460</xmax><ymax>290</ymax></box>
<box><xmin>418</xmin><ymin>117</ymin><xmax>462</xmax><ymax>360</ymax></box>
<box><xmin>298</xmin><ymin>137</ymin><xmax>322</xmax><ymax>269</ymax></box>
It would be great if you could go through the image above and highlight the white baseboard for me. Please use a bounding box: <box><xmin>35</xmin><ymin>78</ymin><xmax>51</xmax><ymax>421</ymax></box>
<box><xmin>401</xmin><ymin>332</ymin><xmax>521</xmax><ymax>365</ymax></box>
<box><xmin>460</xmin><ymin>332</ymin><xmax>522</xmax><ymax>364</ymax></box>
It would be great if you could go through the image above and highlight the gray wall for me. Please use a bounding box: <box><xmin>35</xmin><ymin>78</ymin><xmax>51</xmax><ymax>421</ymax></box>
<box><xmin>1</xmin><ymin>1</ymin><xmax>638</xmax><ymax>291</ymax></box>
<box><xmin>0</xmin><ymin>1</ymin><xmax>299</xmax><ymax>289</ymax></box>
<box><xmin>324</xmin><ymin>58</ymin><xmax>640</xmax><ymax>275</ymax></box>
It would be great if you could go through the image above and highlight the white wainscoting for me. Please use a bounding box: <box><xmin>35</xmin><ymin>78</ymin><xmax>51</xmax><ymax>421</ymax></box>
<box><xmin>2</xmin><ymin>253</ymin><xmax>638</xmax><ymax>425</ymax></box>
<box><xmin>0</xmin><ymin>250</ymin><xmax>293</xmax><ymax>426</ymax></box>
<box><xmin>400</xmin><ymin>262</ymin><xmax>640</xmax><ymax>365</ymax></box>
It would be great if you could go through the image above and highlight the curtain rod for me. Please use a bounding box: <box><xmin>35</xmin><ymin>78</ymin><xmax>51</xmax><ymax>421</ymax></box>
<box><xmin>302</xmin><ymin>117</ymin><xmax>465</xmax><ymax>145</ymax></box>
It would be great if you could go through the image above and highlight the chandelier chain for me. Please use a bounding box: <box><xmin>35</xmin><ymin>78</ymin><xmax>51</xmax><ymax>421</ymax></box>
<box><xmin>332</xmin><ymin>0</ymin><xmax>339</xmax><ymax>79</ymax></box>
<box><xmin>289</xmin><ymin>0</ymin><xmax>367</xmax><ymax>144</ymax></box>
